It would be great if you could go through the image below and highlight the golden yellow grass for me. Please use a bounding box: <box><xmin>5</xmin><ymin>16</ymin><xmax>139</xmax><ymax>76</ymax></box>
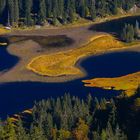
<box><xmin>83</xmin><ymin>72</ymin><xmax>140</xmax><ymax>97</ymax></box>
<box><xmin>0</xmin><ymin>27</ymin><xmax>10</xmax><ymax>35</ymax></box>
<box><xmin>0</xmin><ymin>28</ymin><xmax>10</xmax><ymax>46</ymax></box>
<box><xmin>27</xmin><ymin>34</ymin><xmax>140</xmax><ymax>77</ymax></box>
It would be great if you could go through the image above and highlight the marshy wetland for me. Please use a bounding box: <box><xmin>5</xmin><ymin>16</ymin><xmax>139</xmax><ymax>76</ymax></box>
<box><xmin>1</xmin><ymin>15</ymin><xmax>140</xmax><ymax>118</ymax></box>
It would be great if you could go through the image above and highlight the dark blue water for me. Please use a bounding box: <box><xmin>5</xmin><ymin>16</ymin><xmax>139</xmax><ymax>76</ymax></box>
<box><xmin>0</xmin><ymin>48</ymin><xmax>140</xmax><ymax>119</ymax></box>
<box><xmin>1</xmin><ymin>15</ymin><xmax>140</xmax><ymax>119</ymax></box>
<box><xmin>82</xmin><ymin>51</ymin><xmax>140</xmax><ymax>78</ymax></box>
<box><xmin>0</xmin><ymin>47</ymin><xmax>19</xmax><ymax>71</ymax></box>
<box><xmin>89</xmin><ymin>15</ymin><xmax>140</xmax><ymax>37</ymax></box>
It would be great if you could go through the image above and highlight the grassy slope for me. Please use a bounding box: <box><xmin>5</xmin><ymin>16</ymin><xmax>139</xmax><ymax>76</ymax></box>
<box><xmin>27</xmin><ymin>34</ymin><xmax>140</xmax><ymax>77</ymax></box>
<box><xmin>83</xmin><ymin>72</ymin><xmax>140</xmax><ymax>97</ymax></box>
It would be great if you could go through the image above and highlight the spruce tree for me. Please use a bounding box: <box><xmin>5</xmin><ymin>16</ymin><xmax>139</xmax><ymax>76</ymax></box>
<box><xmin>97</xmin><ymin>0</ymin><xmax>106</xmax><ymax>17</ymax></box>
<box><xmin>46</xmin><ymin>0</ymin><xmax>52</xmax><ymax>17</ymax></box>
<box><xmin>79</xmin><ymin>0</ymin><xmax>86</xmax><ymax>18</ymax></box>
<box><xmin>58</xmin><ymin>0</ymin><xmax>64</xmax><ymax>18</ymax></box>
<box><xmin>68</xmin><ymin>0</ymin><xmax>76</xmax><ymax>23</ymax></box>
<box><xmin>13</xmin><ymin>0</ymin><xmax>19</xmax><ymax>26</ymax></box>
<box><xmin>38</xmin><ymin>0</ymin><xmax>46</xmax><ymax>25</ymax></box>
<box><xmin>121</xmin><ymin>23</ymin><xmax>135</xmax><ymax>42</ymax></box>
<box><xmin>8</xmin><ymin>0</ymin><xmax>14</xmax><ymax>25</ymax></box>
<box><xmin>24</xmin><ymin>0</ymin><xmax>33</xmax><ymax>26</ymax></box>
<box><xmin>0</xmin><ymin>0</ymin><xmax>6</xmax><ymax>16</ymax></box>
<box><xmin>135</xmin><ymin>20</ymin><xmax>140</xmax><ymax>38</ymax></box>
<box><xmin>16</xmin><ymin>119</ymin><xmax>29</xmax><ymax>140</ymax></box>
<box><xmin>112</xmin><ymin>0</ymin><xmax>118</xmax><ymax>15</ymax></box>
<box><xmin>89</xmin><ymin>0</ymin><xmax>96</xmax><ymax>20</ymax></box>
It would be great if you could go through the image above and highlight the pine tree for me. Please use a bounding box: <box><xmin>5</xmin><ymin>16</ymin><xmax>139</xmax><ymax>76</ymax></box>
<box><xmin>13</xmin><ymin>0</ymin><xmax>19</xmax><ymax>26</ymax></box>
<box><xmin>38</xmin><ymin>0</ymin><xmax>46</xmax><ymax>25</ymax></box>
<box><xmin>129</xmin><ymin>24</ymin><xmax>135</xmax><ymax>42</ymax></box>
<box><xmin>44</xmin><ymin>113</ymin><xmax>53</xmax><ymax>138</ymax></box>
<box><xmin>79</xmin><ymin>0</ymin><xmax>86</xmax><ymax>18</ymax></box>
<box><xmin>16</xmin><ymin>119</ymin><xmax>29</xmax><ymax>140</ymax></box>
<box><xmin>135</xmin><ymin>20</ymin><xmax>140</xmax><ymax>38</ymax></box>
<box><xmin>121</xmin><ymin>23</ymin><xmax>135</xmax><ymax>42</ymax></box>
<box><xmin>0</xmin><ymin>0</ymin><xmax>6</xmax><ymax>16</ymax></box>
<box><xmin>108</xmin><ymin>99</ymin><xmax>117</xmax><ymax>128</ymax></box>
<box><xmin>87</xmin><ymin>94</ymin><xmax>92</xmax><ymax>110</ymax></box>
<box><xmin>30</xmin><ymin>125</ymin><xmax>46</xmax><ymax>140</ymax></box>
<box><xmin>112</xmin><ymin>0</ymin><xmax>118</xmax><ymax>15</ymax></box>
<box><xmin>89</xmin><ymin>0</ymin><xmax>96</xmax><ymax>20</ymax></box>
<box><xmin>97</xmin><ymin>0</ymin><xmax>106</xmax><ymax>17</ymax></box>
<box><xmin>8</xmin><ymin>0</ymin><xmax>14</xmax><ymax>25</ymax></box>
<box><xmin>24</xmin><ymin>0</ymin><xmax>33</xmax><ymax>26</ymax></box>
<box><xmin>58</xmin><ymin>0</ymin><xmax>64</xmax><ymax>18</ymax></box>
<box><xmin>52</xmin><ymin>0</ymin><xmax>58</xmax><ymax>18</ymax></box>
<box><xmin>95</xmin><ymin>97</ymin><xmax>100</xmax><ymax>110</ymax></box>
<box><xmin>68</xmin><ymin>0</ymin><xmax>76</xmax><ymax>23</ymax></box>
<box><xmin>46</xmin><ymin>0</ymin><xmax>52</xmax><ymax>17</ymax></box>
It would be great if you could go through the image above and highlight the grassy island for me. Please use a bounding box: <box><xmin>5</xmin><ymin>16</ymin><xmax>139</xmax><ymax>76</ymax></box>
<box><xmin>83</xmin><ymin>72</ymin><xmax>140</xmax><ymax>96</ymax></box>
<box><xmin>27</xmin><ymin>34</ymin><xmax>140</xmax><ymax>77</ymax></box>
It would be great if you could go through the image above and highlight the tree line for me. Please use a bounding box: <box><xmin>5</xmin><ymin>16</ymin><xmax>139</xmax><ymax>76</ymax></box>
<box><xmin>0</xmin><ymin>88</ymin><xmax>140</xmax><ymax>140</ymax></box>
<box><xmin>0</xmin><ymin>0</ymin><xmax>139</xmax><ymax>26</ymax></box>
<box><xmin>121</xmin><ymin>20</ymin><xmax>140</xmax><ymax>42</ymax></box>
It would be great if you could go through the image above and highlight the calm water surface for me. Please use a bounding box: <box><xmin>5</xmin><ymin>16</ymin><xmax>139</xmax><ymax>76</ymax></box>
<box><xmin>0</xmin><ymin>15</ymin><xmax>140</xmax><ymax>119</ymax></box>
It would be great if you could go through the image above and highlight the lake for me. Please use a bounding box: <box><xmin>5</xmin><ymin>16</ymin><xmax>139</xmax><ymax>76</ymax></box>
<box><xmin>0</xmin><ymin>15</ymin><xmax>140</xmax><ymax>119</ymax></box>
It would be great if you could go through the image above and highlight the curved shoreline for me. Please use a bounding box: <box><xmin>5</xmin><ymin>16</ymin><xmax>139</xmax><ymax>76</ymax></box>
<box><xmin>26</xmin><ymin>33</ymin><xmax>140</xmax><ymax>79</ymax></box>
<box><xmin>0</xmin><ymin>26</ymin><xmax>97</xmax><ymax>83</ymax></box>
<box><xmin>1</xmin><ymin>34</ymin><xmax>140</xmax><ymax>83</ymax></box>
<box><xmin>1</xmin><ymin>15</ymin><xmax>140</xmax><ymax>83</ymax></box>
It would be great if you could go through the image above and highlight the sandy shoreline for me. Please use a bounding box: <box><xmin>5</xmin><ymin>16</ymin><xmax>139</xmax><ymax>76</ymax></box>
<box><xmin>1</xmin><ymin>35</ymin><xmax>140</xmax><ymax>84</ymax></box>
<box><xmin>1</xmin><ymin>14</ymin><xmax>140</xmax><ymax>83</ymax></box>
<box><xmin>0</xmin><ymin>25</ymin><xmax>96</xmax><ymax>83</ymax></box>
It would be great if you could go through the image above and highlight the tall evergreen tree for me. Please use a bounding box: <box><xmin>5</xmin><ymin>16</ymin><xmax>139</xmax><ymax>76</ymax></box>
<box><xmin>97</xmin><ymin>0</ymin><xmax>106</xmax><ymax>17</ymax></box>
<box><xmin>121</xmin><ymin>23</ymin><xmax>135</xmax><ymax>42</ymax></box>
<box><xmin>38</xmin><ymin>0</ymin><xmax>46</xmax><ymax>25</ymax></box>
<box><xmin>89</xmin><ymin>0</ymin><xmax>96</xmax><ymax>20</ymax></box>
<box><xmin>13</xmin><ymin>0</ymin><xmax>19</xmax><ymax>26</ymax></box>
<box><xmin>135</xmin><ymin>20</ymin><xmax>140</xmax><ymax>38</ymax></box>
<box><xmin>79</xmin><ymin>0</ymin><xmax>86</xmax><ymax>18</ymax></box>
<box><xmin>24</xmin><ymin>0</ymin><xmax>33</xmax><ymax>26</ymax></box>
<box><xmin>8</xmin><ymin>0</ymin><xmax>14</xmax><ymax>25</ymax></box>
<box><xmin>112</xmin><ymin>0</ymin><xmax>118</xmax><ymax>15</ymax></box>
<box><xmin>0</xmin><ymin>0</ymin><xmax>6</xmax><ymax>16</ymax></box>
